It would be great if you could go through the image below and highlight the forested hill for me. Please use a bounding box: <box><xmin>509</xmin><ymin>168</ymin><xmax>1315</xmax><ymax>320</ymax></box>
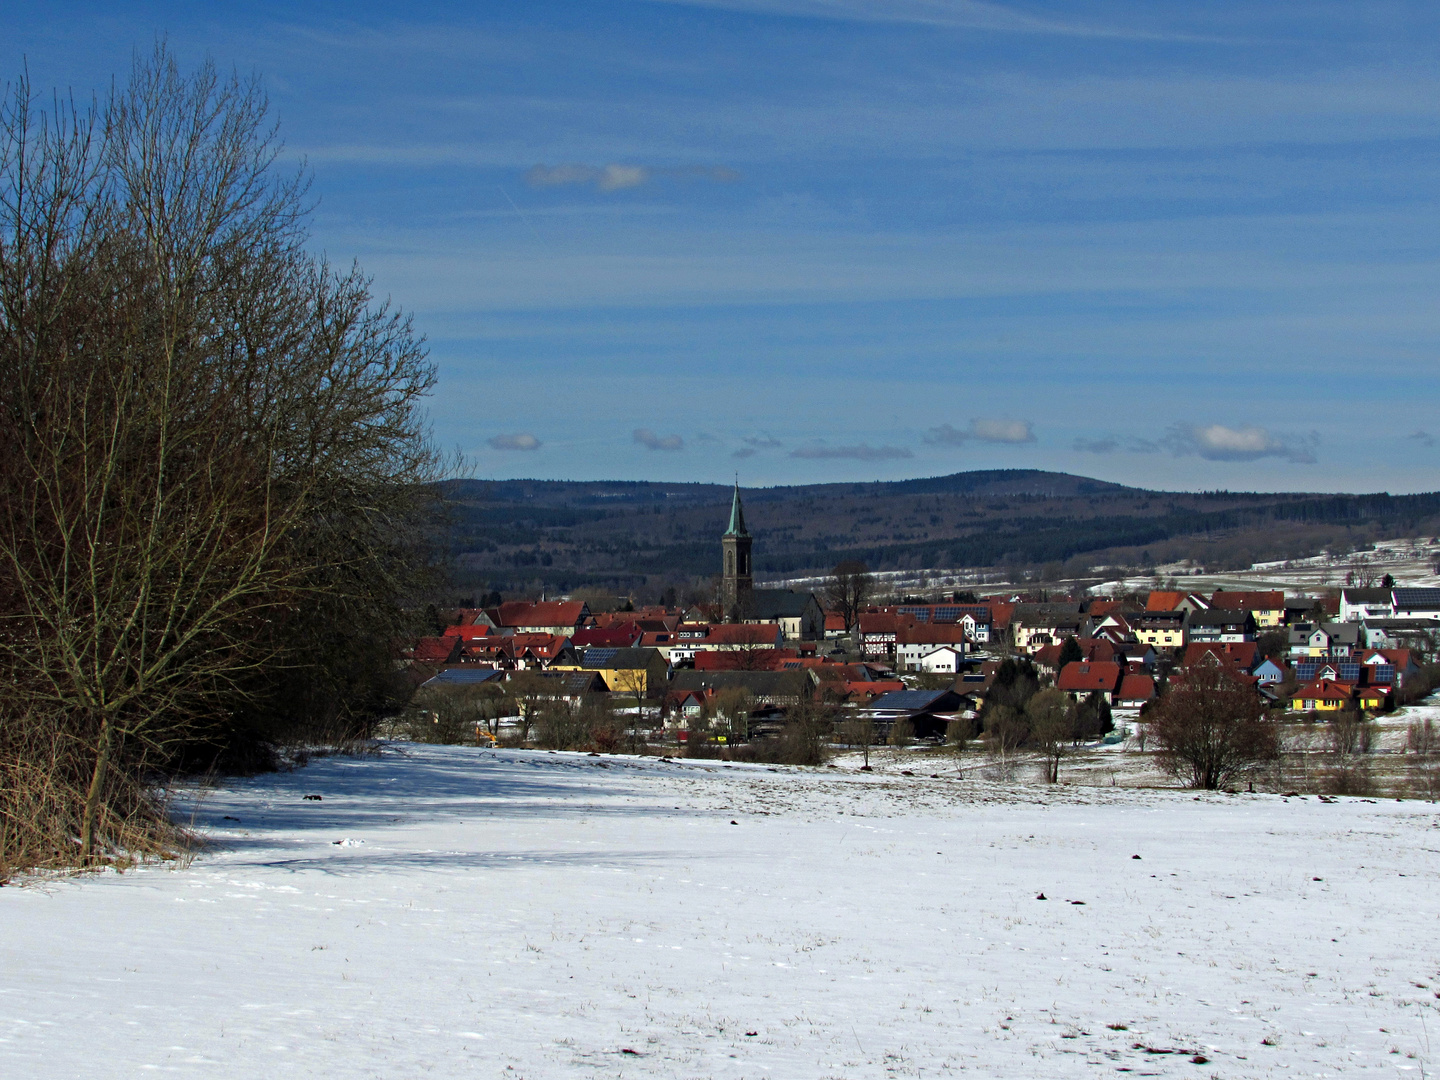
<box><xmin>440</xmin><ymin>470</ymin><xmax>1440</xmax><ymax>595</ymax></box>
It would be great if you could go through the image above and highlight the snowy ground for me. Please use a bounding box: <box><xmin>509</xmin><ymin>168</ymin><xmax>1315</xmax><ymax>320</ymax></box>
<box><xmin>6</xmin><ymin>748</ymin><xmax>1440</xmax><ymax>1078</ymax></box>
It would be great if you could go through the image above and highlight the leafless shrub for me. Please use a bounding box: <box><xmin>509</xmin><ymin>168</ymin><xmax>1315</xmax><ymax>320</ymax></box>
<box><xmin>1148</xmin><ymin>665</ymin><xmax>1278</xmax><ymax>790</ymax></box>
<box><xmin>984</xmin><ymin>704</ymin><xmax>1028</xmax><ymax>777</ymax></box>
<box><xmin>841</xmin><ymin>715</ymin><xmax>876</xmax><ymax>768</ymax></box>
<box><xmin>1026</xmin><ymin>688</ymin><xmax>1074</xmax><ymax>784</ymax></box>
<box><xmin>0</xmin><ymin>49</ymin><xmax>441</xmax><ymax>872</ymax></box>
<box><xmin>1325</xmin><ymin>709</ymin><xmax>1376</xmax><ymax>796</ymax></box>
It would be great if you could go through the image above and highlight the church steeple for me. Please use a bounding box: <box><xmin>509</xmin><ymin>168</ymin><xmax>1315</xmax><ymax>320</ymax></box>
<box><xmin>720</xmin><ymin>481</ymin><xmax>753</xmax><ymax>620</ymax></box>
<box><xmin>724</xmin><ymin>482</ymin><xmax>749</xmax><ymax>538</ymax></box>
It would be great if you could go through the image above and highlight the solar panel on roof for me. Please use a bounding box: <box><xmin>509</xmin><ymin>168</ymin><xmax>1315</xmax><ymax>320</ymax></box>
<box><xmin>1338</xmin><ymin>663</ymin><xmax>1360</xmax><ymax>681</ymax></box>
<box><xmin>1371</xmin><ymin>665</ymin><xmax>1395</xmax><ymax>683</ymax></box>
<box><xmin>1395</xmin><ymin>588</ymin><xmax>1440</xmax><ymax>608</ymax></box>
<box><xmin>1296</xmin><ymin>663</ymin><xmax>1319</xmax><ymax>679</ymax></box>
<box><xmin>582</xmin><ymin>647</ymin><xmax>619</xmax><ymax>666</ymax></box>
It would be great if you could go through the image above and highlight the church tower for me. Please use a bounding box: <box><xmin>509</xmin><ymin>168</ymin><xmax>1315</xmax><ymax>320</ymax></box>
<box><xmin>721</xmin><ymin>482</ymin><xmax>753</xmax><ymax>621</ymax></box>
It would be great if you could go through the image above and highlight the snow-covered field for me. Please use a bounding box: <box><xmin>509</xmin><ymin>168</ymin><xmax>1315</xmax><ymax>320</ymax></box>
<box><xmin>6</xmin><ymin>748</ymin><xmax>1440</xmax><ymax>1078</ymax></box>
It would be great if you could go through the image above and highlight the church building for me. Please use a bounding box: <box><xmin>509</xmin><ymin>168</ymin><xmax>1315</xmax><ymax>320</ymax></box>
<box><xmin>720</xmin><ymin>484</ymin><xmax>825</xmax><ymax>639</ymax></box>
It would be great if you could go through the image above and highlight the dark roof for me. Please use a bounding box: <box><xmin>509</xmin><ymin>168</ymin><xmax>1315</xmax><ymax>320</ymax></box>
<box><xmin>1013</xmin><ymin>603</ymin><xmax>1084</xmax><ymax>623</ymax></box>
<box><xmin>748</xmin><ymin>589</ymin><xmax>817</xmax><ymax>619</ymax></box>
<box><xmin>533</xmin><ymin>670</ymin><xmax>607</xmax><ymax>694</ymax></box>
<box><xmin>1185</xmin><ymin>609</ymin><xmax>1255</xmax><ymax>627</ymax></box>
<box><xmin>1341</xmin><ymin>587</ymin><xmax>1393</xmax><ymax>604</ymax></box>
<box><xmin>670</xmin><ymin>670</ymin><xmax>811</xmax><ymax>698</ymax></box>
<box><xmin>863</xmin><ymin>688</ymin><xmax>958</xmax><ymax>713</ymax></box>
<box><xmin>580</xmin><ymin>647</ymin><xmax>664</xmax><ymax>670</ymax></box>
<box><xmin>421</xmin><ymin>668</ymin><xmax>505</xmax><ymax>687</ymax></box>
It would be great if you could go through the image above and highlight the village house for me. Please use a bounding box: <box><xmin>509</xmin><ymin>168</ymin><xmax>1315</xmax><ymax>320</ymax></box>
<box><xmin>894</xmin><ymin>623</ymin><xmax>973</xmax><ymax>670</ymax></box>
<box><xmin>1184</xmin><ymin>609</ymin><xmax>1257</xmax><ymax>644</ymax></box>
<box><xmin>1056</xmin><ymin>661</ymin><xmax>1124</xmax><ymax>704</ymax></box>
<box><xmin>1131</xmin><ymin>610</ymin><xmax>1186</xmax><ymax>650</ymax></box>
<box><xmin>1009</xmin><ymin>603</ymin><xmax>1084</xmax><ymax>653</ymax></box>
<box><xmin>743</xmin><ymin>590</ymin><xmax>826</xmax><ymax>640</ymax></box>
<box><xmin>493</xmin><ymin>599</ymin><xmax>590</xmax><ymax>637</ymax></box>
<box><xmin>551</xmin><ymin>646</ymin><xmax>669</xmax><ymax>697</ymax></box>
<box><xmin>1339</xmin><ymin>587</ymin><xmax>1394</xmax><ymax>622</ymax></box>
<box><xmin>1209</xmin><ymin>590</ymin><xmax>1285</xmax><ymax>628</ymax></box>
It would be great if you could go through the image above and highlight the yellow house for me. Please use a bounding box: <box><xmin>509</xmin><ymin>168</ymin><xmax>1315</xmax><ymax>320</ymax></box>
<box><xmin>1132</xmin><ymin>611</ymin><xmax>1186</xmax><ymax>649</ymax></box>
<box><xmin>1289</xmin><ymin>679</ymin><xmax>1351</xmax><ymax>712</ymax></box>
<box><xmin>552</xmin><ymin>646</ymin><xmax>669</xmax><ymax>696</ymax></box>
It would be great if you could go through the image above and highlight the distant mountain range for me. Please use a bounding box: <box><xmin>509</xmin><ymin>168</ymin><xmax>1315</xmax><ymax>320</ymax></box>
<box><xmin>440</xmin><ymin>470</ymin><xmax>1440</xmax><ymax>596</ymax></box>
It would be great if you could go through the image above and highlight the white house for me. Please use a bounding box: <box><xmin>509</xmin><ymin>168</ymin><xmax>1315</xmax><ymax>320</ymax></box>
<box><xmin>915</xmin><ymin>646</ymin><xmax>967</xmax><ymax>674</ymax></box>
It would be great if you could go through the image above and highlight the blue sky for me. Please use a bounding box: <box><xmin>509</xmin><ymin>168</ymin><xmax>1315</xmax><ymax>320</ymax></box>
<box><xmin>9</xmin><ymin>1</ymin><xmax>1440</xmax><ymax>492</ymax></box>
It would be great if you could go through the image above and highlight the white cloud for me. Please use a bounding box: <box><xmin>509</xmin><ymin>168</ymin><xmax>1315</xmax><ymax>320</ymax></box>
<box><xmin>634</xmin><ymin>428</ymin><xmax>685</xmax><ymax>451</ymax></box>
<box><xmin>525</xmin><ymin>163</ymin><xmax>739</xmax><ymax>193</ymax></box>
<box><xmin>1162</xmin><ymin>423</ymin><xmax>1318</xmax><ymax>463</ymax></box>
<box><xmin>487</xmin><ymin>432</ymin><xmax>542</xmax><ymax>451</ymax></box>
<box><xmin>925</xmin><ymin>418</ymin><xmax>1036</xmax><ymax>446</ymax></box>
<box><xmin>789</xmin><ymin>443</ymin><xmax>913</xmax><ymax>460</ymax></box>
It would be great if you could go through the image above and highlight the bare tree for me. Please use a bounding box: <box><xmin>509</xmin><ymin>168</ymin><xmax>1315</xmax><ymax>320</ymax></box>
<box><xmin>984</xmin><ymin>704</ymin><xmax>1028</xmax><ymax>775</ymax></box>
<box><xmin>825</xmin><ymin>560</ymin><xmax>874</xmax><ymax>636</ymax></box>
<box><xmin>1027</xmin><ymin>688</ymin><xmax>1074</xmax><ymax>783</ymax></box>
<box><xmin>841</xmin><ymin>714</ymin><xmax>876</xmax><ymax>768</ymax></box>
<box><xmin>1148</xmin><ymin>666</ymin><xmax>1278</xmax><ymax>790</ymax></box>
<box><xmin>0</xmin><ymin>50</ymin><xmax>441</xmax><ymax>869</ymax></box>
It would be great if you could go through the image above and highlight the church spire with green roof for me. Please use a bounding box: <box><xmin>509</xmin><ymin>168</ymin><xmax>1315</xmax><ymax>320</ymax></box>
<box><xmin>723</xmin><ymin>481</ymin><xmax>749</xmax><ymax>537</ymax></box>
<box><xmin>720</xmin><ymin>480</ymin><xmax>753</xmax><ymax>619</ymax></box>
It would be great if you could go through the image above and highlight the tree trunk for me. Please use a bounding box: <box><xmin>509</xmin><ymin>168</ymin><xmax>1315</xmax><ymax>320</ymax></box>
<box><xmin>79</xmin><ymin>715</ymin><xmax>115</xmax><ymax>865</ymax></box>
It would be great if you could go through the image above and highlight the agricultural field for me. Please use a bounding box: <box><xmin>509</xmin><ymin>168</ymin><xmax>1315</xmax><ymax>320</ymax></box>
<box><xmin>6</xmin><ymin>712</ymin><xmax>1440</xmax><ymax>1078</ymax></box>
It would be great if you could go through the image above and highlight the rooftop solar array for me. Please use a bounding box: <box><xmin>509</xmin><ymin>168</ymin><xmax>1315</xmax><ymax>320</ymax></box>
<box><xmin>1394</xmin><ymin>588</ymin><xmax>1440</xmax><ymax>609</ymax></box>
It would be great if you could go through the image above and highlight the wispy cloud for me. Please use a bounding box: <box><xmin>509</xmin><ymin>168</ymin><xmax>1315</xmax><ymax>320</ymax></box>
<box><xmin>925</xmin><ymin>418</ymin><xmax>1036</xmax><ymax>446</ymax></box>
<box><xmin>526</xmin><ymin>163</ymin><xmax>740</xmax><ymax>192</ymax></box>
<box><xmin>731</xmin><ymin>447</ymin><xmax>758</xmax><ymax>459</ymax></box>
<box><xmin>634</xmin><ymin>428</ymin><xmax>686</xmax><ymax>451</ymax></box>
<box><xmin>743</xmin><ymin>434</ymin><xmax>783</xmax><ymax>449</ymax></box>
<box><xmin>1073</xmin><ymin>435</ymin><xmax>1160</xmax><ymax>455</ymax></box>
<box><xmin>488</xmin><ymin>432</ymin><xmax>542</xmax><ymax>451</ymax></box>
<box><xmin>790</xmin><ymin>443</ymin><xmax>913</xmax><ymax>460</ymax></box>
<box><xmin>1408</xmin><ymin>430</ymin><xmax>1436</xmax><ymax>448</ymax></box>
<box><xmin>1161</xmin><ymin>423</ymin><xmax>1318</xmax><ymax>464</ymax></box>
<box><xmin>638</xmin><ymin>0</ymin><xmax>1213</xmax><ymax>41</ymax></box>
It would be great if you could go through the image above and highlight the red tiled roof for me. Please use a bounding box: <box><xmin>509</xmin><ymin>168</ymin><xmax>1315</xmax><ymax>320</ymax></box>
<box><xmin>412</xmin><ymin>636</ymin><xmax>462</xmax><ymax>663</ymax></box>
<box><xmin>495</xmin><ymin>600</ymin><xmax>587</xmax><ymax>628</ymax></box>
<box><xmin>572</xmin><ymin>627</ymin><xmax>642</xmax><ymax>648</ymax></box>
<box><xmin>1146</xmin><ymin>591</ymin><xmax>1186</xmax><ymax>612</ymax></box>
<box><xmin>693</xmin><ymin>648</ymin><xmax>795</xmax><ymax>671</ymax></box>
<box><xmin>1116</xmin><ymin>674</ymin><xmax>1155</xmax><ymax>703</ymax></box>
<box><xmin>896</xmin><ymin>624</ymin><xmax>970</xmax><ymax>646</ymax></box>
<box><xmin>690</xmin><ymin>623</ymin><xmax>784</xmax><ymax>646</ymax></box>
<box><xmin>1182</xmin><ymin>642</ymin><xmax>1259</xmax><ymax>671</ymax></box>
<box><xmin>858</xmin><ymin>612</ymin><xmax>914</xmax><ymax>634</ymax></box>
<box><xmin>1057</xmin><ymin>661</ymin><xmax>1123</xmax><ymax>693</ymax></box>
<box><xmin>1290</xmin><ymin>679</ymin><xmax>1354</xmax><ymax>703</ymax></box>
